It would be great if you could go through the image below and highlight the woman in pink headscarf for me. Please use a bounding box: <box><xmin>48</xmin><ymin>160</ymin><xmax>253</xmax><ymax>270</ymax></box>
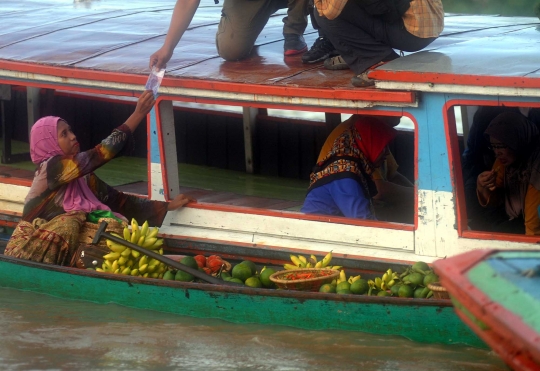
<box><xmin>5</xmin><ymin>91</ymin><xmax>194</xmax><ymax>266</ymax></box>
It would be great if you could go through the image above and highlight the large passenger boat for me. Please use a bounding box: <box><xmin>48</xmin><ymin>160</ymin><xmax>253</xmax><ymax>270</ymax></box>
<box><xmin>1</xmin><ymin>0</ymin><xmax>539</xmax><ymax>264</ymax></box>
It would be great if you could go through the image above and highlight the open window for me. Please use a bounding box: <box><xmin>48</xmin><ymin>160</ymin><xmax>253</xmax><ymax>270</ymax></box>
<box><xmin>447</xmin><ymin>103</ymin><xmax>540</xmax><ymax>242</ymax></box>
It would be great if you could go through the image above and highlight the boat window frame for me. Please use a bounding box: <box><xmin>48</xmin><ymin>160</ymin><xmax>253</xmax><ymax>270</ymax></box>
<box><xmin>154</xmin><ymin>94</ymin><xmax>419</xmax><ymax>232</ymax></box>
<box><xmin>443</xmin><ymin>99</ymin><xmax>540</xmax><ymax>244</ymax></box>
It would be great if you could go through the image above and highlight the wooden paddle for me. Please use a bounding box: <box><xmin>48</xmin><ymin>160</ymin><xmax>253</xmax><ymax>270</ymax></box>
<box><xmin>92</xmin><ymin>221</ymin><xmax>240</xmax><ymax>286</ymax></box>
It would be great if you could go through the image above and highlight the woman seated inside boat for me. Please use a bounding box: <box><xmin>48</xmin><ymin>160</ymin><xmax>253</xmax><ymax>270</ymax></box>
<box><xmin>4</xmin><ymin>90</ymin><xmax>195</xmax><ymax>266</ymax></box>
<box><xmin>476</xmin><ymin>112</ymin><xmax>540</xmax><ymax>235</ymax></box>
<box><xmin>301</xmin><ymin>115</ymin><xmax>412</xmax><ymax>220</ymax></box>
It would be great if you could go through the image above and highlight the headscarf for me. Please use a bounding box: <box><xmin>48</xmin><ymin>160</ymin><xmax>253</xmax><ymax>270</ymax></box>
<box><xmin>30</xmin><ymin>116</ymin><xmax>112</xmax><ymax>214</ymax></box>
<box><xmin>353</xmin><ymin>116</ymin><xmax>397</xmax><ymax>164</ymax></box>
<box><xmin>484</xmin><ymin>112</ymin><xmax>540</xmax><ymax>219</ymax></box>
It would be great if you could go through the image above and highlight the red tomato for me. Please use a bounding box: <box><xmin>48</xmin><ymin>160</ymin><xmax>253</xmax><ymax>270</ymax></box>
<box><xmin>207</xmin><ymin>258</ymin><xmax>225</xmax><ymax>273</ymax></box>
<box><xmin>194</xmin><ymin>255</ymin><xmax>207</xmax><ymax>268</ymax></box>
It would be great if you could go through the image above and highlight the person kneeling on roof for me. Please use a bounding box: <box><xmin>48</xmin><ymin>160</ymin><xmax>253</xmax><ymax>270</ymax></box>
<box><xmin>4</xmin><ymin>91</ymin><xmax>195</xmax><ymax>266</ymax></box>
<box><xmin>476</xmin><ymin>112</ymin><xmax>540</xmax><ymax>235</ymax></box>
<box><xmin>312</xmin><ymin>0</ymin><xmax>444</xmax><ymax>87</ymax></box>
<box><xmin>301</xmin><ymin>115</ymin><xmax>412</xmax><ymax>220</ymax></box>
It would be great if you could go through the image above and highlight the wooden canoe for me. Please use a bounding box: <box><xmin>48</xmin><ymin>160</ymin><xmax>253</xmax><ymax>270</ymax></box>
<box><xmin>0</xmin><ymin>238</ymin><xmax>485</xmax><ymax>348</ymax></box>
<box><xmin>434</xmin><ymin>249</ymin><xmax>540</xmax><ymax>370</ymax></box>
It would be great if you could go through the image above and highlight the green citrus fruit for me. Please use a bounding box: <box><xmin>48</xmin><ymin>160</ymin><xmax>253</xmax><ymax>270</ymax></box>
<box><xmin>412</xmin><ymin>261</ymin><xmax>430</xmax><ymax>273</ymax></box>
<box><xmin>180</xmin><ymin>256</ymin><xmax>199</xmax><ymax>270</ymax></box>
<box><xmin>163</xmin><ymin>270</ymin><xmax>175</xmax><ymax>280</ymax></box>
<box><xmin>228</xmin><ymin>278</ymin><xmax>244</xmax><ymax>284</ymax></box>
<box><xmin>240</xmin><ymin>260</ymin><xmax>257</xmax><ymax>275</ymax></box>
<box><xmin>175</xmin><ymin>270</ymin><xmax>194</xmax><ymax>282</ymax></box>
<box><xmin>423</xmin><ymin>272</ymin><xmax>439</xmax><ymax>286</ymax></box>
<box><xmin>377</xmin><ymin>291</ymin><xmax>391</xmax><ymax>297</ymax></box>
<box><xmin>336</xmin><ymin>289</ymin><xmax>352</xmax><ymax>295</ymax></box>
<box><xmin>336</xmin><ymin>281</ymin><xmax>351</xmax><ymax>292</ymax></box>
<box><xmin>244</xmin><ymin>276</ymin><xmax>262</xmax><ymax>288</ymax></box>
<box><xmin>414</xmin><ymin>286</ymin><xmax>430</xmax><ymax>298</ymax></box>
<box><xmin>350</xmin><ymin>279</ymin><xmax>369</xmax><ymax>295</ymax></box>
<box><xmin>398</xmin><ymin>284</ymin><xmax>414</xmax><ymax>298</ymax></box>
<box><xmin>390</xmin><ymin>283</ymin><xmax>402</xmax><ymax>296</ymax></box>
<box><xmin>259</xmin><ymin>268</ymin><xmax>276</xmax><ymax>288</ymax></box>
<box><xmin>220</xmin><ymin>272</ymin><xmax>231</xmax><ymax>280</ymax></box>
<box><xmin>319</xmin><ymin>283</ymin><xmax>336</xmax><ymax>293</ymax></box>
<box><xmin>406</xmin><ymin>272</ymin><xmax>425</xmax><ymax>287</ymax></box>
<box><xmin>232</xmin><ymin>263</ymin><xmax>253</xmax><ymax>282</ymax></box>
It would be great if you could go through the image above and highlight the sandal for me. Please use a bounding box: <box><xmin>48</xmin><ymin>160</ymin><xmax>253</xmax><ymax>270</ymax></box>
<box><xmin>351</xmin><ymin>61</ymin><xmax>389</xmax><ymax>88</ymax></box>
<box><xmin>323</xmin><ymin>55</ymin><xmax>349</xmax><ymax>70</ymax></box>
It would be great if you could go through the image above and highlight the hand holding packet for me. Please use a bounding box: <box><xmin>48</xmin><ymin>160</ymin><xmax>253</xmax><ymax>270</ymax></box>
<box><xmin>145</xmin><ymin>66</ymin><xmax>165</xmax><ymax>96</ymax></box>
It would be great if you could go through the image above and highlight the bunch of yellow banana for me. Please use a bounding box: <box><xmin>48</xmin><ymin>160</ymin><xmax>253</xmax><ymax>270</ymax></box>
<box><xmin>125</xmin><ymin>219</ymin><xmax>164</xmax><ymax>251</ymax></box>
<box><xmin>283</xmin><ymin>251</ymin><xmax>341</xmax><ymax>270</ymax></box>
<box><xmin>373</xmin><ymin>269</ymin><xmax>399</xmax><ymax>291</ymax></box>
<box><xmin>96</xmin><ymin>218</ymin><xmax>167</xmax><ymax>278</ymax></box>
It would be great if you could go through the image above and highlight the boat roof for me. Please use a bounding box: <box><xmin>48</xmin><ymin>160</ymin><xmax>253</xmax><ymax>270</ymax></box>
<box><xmin>1</xmin><ymin>1</ymin><xmax>540</xmax><ymax>109</ymax></box>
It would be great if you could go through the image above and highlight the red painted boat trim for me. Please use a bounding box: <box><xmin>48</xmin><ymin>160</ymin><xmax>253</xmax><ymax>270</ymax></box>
<box><xmin>369</xmin><ymin>69</ymin><xmax>540</xmax><ymax>89</ymax></box>
<box><xmin>434</xmin><ymin>250</ymin><xmax>540</xmax><ymax>370</ymax></box>
<box><xmin>0</xmin><ymin>61</ymin><xmax>416</xmax><ymax>103</ymax></box>
<box><xmin>443</xmin><ymin>99</ymin><xmax>540</xmax><ymax>238</ymax></box>
<box><xmin>0</xmin><ymin>177</ymin><xmax>32</xmax><ymax>187</ymax></box>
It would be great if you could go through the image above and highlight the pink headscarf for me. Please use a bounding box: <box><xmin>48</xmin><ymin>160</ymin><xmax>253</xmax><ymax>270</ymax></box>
<box><xmin>30</xmin><ymin>116</ymin><xmax>112</xmax><ymax>214</ymax></box>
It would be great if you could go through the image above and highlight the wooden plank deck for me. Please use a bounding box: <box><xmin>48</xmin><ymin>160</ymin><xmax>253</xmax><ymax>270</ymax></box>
<box><xmin>1</xmin><ymin>1</ymin><xmax>539</xmax><ymax>104</ymax></box>
<box><xmin>0</xmin><ymin>164</ymin><xmax>304</xmax><ymax>211</ymax></box>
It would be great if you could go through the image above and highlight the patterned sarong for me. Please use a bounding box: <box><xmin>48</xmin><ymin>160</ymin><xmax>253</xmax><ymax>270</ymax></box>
<box><xmin>4</xmin><ymin>211</ymin><xmax>86</xmax><ymax>266</ymax></box>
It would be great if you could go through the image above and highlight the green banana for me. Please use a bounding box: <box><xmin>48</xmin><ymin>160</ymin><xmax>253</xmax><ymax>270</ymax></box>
<box><xmin>130</xmin><ymin>268</ymin><xmax>139</xmax><ymax>276</ymax></box>
<box><xmin>121</xmin><ymin>267</ymin><xmax>131</xmax><ymax>275</ymax></box>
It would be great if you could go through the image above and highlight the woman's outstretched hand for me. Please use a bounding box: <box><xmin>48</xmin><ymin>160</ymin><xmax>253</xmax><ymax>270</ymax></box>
<box><xmin>125</xmin><ymin>90</ymin><xmax>156</xmax><ymax>133</ymax></box>
<box><xmin>167</xmin><ymin>194</ymin><xmax>197</xmax><ymax>211</ymax></box>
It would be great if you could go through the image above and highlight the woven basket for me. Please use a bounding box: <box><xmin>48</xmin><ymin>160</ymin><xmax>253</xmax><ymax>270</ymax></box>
<box><xmin>427</xmin><ymin>282</ymin><xmax>450</xmax><ymax>299</ymax></box>
<box><xmin>269</xmin><ymin>268</ymin><xmax>340</xmax><ymax>291</ymax></box>
<box><xmin>78</xmin><ymin>218</ymin><xmax>127</xmax><ymax>248</ymax></box>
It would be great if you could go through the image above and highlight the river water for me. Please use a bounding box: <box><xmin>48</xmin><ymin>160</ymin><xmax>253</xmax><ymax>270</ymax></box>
<box><xmin>0</xmin><ymin>287</ymin><xmax>507</xmax><ymax>371</ymax></box>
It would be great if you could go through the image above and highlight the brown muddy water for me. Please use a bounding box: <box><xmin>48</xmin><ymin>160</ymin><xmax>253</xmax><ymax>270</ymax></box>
<box><xmin>0</xmin><ymin>287</ymin><xmax>506</xmax><ymax>371</ymax></box>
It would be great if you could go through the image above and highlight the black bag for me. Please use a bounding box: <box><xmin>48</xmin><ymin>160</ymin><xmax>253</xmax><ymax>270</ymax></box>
<box><xmin>358</xmin><ymin>0</ymin><xmax>411</xmax><ymax>23</ymax></box>
<box><xmin>70</xmin><ymin>243</ymin><xmax>108</xmax><ymax>269</ymax></box>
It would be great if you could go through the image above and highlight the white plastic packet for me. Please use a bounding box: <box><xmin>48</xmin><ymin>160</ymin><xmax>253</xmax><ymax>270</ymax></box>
<box><xmin>145</xmin><ymin>66</ymin><xmax>165</xmax><ymax>96</ymax></box>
